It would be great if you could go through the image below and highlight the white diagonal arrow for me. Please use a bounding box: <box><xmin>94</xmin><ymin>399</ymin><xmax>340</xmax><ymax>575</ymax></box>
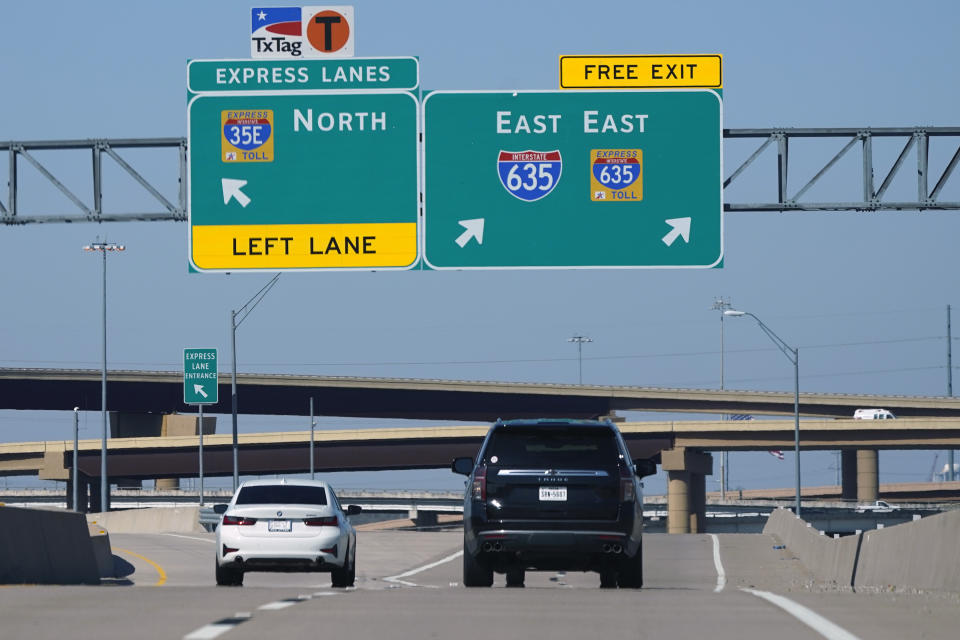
<box><xmin>455</xmin><ymin>218</ymin><xmax>485</xmax><ymax>248</ymax></box>
<box><xmin>222</xmin><ymin>178</ymin><xmax>251</xmax><ymax>208</ymax></box>
<box><xmin>193</xmin><ymin>384</ymin><xmax>208</xmax><ymax>398</ymax></box>
<box><xmin>662</xmin><ymin>217</ymin><xmax>691</xmax><ymax>247</ymax></box>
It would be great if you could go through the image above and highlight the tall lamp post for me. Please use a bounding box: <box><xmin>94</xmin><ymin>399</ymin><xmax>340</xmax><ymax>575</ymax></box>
<box><xmin>230</xmin><ymin>274</ymin><xmax>281</xmax><ymax>491</ymax></box>
<box><xmin>712</xmin><ymin>297</ymin><xmax>733</xmax><ymax>499</ymax></box>
<box><xmin>724</xmin><ymin>309</ymin><xmax>802</xmax><ymax>518</ymax></box>
<box><xmin>567</xmin><ymin>335</ymin><xmax>592</xmax><ymax>384</ymax></box>
<box><xmin>83</xmin><ymin>240</ymin><xmax>124</xmax><ymax>512</ymax></box>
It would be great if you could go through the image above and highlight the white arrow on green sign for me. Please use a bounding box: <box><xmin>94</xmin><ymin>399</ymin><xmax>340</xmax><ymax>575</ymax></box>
<box><xmin>184</xmin><ymin>348</ymin><xmax>218</xmax><ymax>405</ymax></box>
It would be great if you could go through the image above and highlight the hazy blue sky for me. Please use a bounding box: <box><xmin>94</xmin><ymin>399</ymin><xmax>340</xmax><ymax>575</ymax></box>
<box><xmin>1</xmin><ymin>0</ymin><xmax>958</xmax><ymax>495</ymax></box>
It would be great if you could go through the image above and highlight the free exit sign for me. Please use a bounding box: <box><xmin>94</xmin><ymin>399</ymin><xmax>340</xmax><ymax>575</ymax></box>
<box><xmin>422</xmin><ymin>90</ymin><xmax>723</xmax><ymax>270</ymax></box>
<box><xmin>184</xmin><ymin>348</ymin><xmax>218</xmax><ymax>405</ymax></box>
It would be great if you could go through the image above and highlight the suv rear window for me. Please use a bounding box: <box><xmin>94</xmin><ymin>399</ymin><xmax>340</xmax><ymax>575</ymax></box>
<box><xmin>235</xmin><ymin>485</ymin><xmax>328</xmax><ymax>505</ymax></box>
<box><xmin>484</xmin><ymin>426</ymin><xmax>619</xmax><ymax>467</ymax></box>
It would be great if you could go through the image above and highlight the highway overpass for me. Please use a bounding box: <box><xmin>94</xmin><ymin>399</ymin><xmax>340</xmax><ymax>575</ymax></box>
<box><xmin>3</xmin><ymin>367</ymin><xmax>960</xmax><ymax>420</ymax></box>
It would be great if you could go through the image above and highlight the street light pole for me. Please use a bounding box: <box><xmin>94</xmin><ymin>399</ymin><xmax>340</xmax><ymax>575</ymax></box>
<box><xmin>712</xmin><ymin>297</ymin><xmax>732</xmax><ymax>499</ymax></box>
<box><xmin>724</xmin><ymin>309</ymin><xmax>802</xmax><ymax>518</ymax></box>
<box><xmin>230</xmin><ymin>274</ymin><xmax>281</xmax><ymax>492</ymax></box>
<box><xmin>72</xmin><ymin>407</ymin><xmax>79</xmax><ymax>511</ymax></box>
<box><xmin>567</xmin><ymin>335</ymin><xmax>592</xmax><ymax>384</ymax></box>
<box><xmin>84</xmin><ymin>240</ymin><xmax>124</xmax><ymax>512</ymax></box>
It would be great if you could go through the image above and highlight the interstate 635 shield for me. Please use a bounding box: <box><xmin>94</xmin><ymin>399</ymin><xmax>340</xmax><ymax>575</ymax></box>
<box><xmin>497</xmin><ymin>150</ymin><xmax>562</xmax><ymax>202</ymax></box>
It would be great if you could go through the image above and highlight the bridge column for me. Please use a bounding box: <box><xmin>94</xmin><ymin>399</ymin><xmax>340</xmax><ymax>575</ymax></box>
<box><xmin>662</xmin><ymin>448</ymin><xmax>713</xmax><ymax>534</ymax></box>
<box><xmin>841</xmin><ymin>450</ymin><xmax>857</xmax><ymax>500</ymax></box>
<box><xmin>88</xmin><ymin>478</ymin><xmax>111</xmax><ymax>513</ymax></box>
<box><xmin>66</xmin><ymin>475</ymin><xmax>91</xmax><ymax>513</ymax></box>
<box><xmin>856</xmin><ymin>449</ymin><xmax>879</xmax><ymax>502</ymax></box>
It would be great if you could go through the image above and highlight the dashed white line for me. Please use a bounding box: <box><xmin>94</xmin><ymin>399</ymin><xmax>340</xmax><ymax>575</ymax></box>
<box><xmin>258</xmin><ymin>600</ymin><xmax>299</xmax><ymax>611</ymax></box>
<box><xmin>708</xmin><ymin>533</ymin><xmax>726</xmax><ymax>592</ymax></box>
<box><xmin>742</xmin><ymin>588</ymin><xmax>862</xmax><ymax>640</ymax></box>
<box><xmin>383</xmin><ymin>550</ymin><xmax>463</xmax><ymax>587</ymax></box>
<box><xmin>183</xmin><ymin>612</ymin><xmax>251</xmax><ymax>640</ymax></box>
<box><xmin>163</xmin><ymin>533</ymin><xmax>215</xmax><ymax>543</ymax></box>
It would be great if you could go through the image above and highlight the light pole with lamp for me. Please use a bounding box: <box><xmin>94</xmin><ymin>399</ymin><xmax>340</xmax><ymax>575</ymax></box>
<box><xmin>83</xmin><ymin>240</ymin><xmax>124</xmax><ymax>512</ymax></box>
<box><xmin>568</xmin><ymin>335</ymin><xmax>592</xmax><ymax>384</ymax></box>
<box><xmin>230</xmin><ymin>274</ymin><xmax>281</xmax><ymax>491</ymax></box>
<box><xmin>724</xmin><ymin>309</ymin><xmax>802</xmax><ymax>518</ymax></box>
<box><xmin>712</xmin><ymin>297</ymin><xmax>733</xmax><ymax>499</ymax></box>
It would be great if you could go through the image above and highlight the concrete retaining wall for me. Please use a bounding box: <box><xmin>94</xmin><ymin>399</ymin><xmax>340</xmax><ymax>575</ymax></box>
<box><xmin>763</xmin><ymin>507</ymin><xmax>960</xmax><ymax>592</ymax></box>
<box><xmin>0</xmin><ymin>506</ymin><xmax>100</xmax><ymax>584</ymax></box>
<box><xmin>87</xmin><ymin>506</ymin><xmax>205</xmax><ymax>534</ymax></box>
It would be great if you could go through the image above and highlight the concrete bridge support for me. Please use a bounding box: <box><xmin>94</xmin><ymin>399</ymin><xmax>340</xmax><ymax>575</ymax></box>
<box><xmin>662</xmin><ymin>448</ymin><xmax>713</xmax><ymax>534</ymax></box>
<box><xmin>841</xmin><ymin>450</ymin><xmax>858</xmax><ymax>500</ymax></box>
<box><xmin>856</xmin><ymin>449</ymin><xmax>879</xmax><ymax>502</ymax></box>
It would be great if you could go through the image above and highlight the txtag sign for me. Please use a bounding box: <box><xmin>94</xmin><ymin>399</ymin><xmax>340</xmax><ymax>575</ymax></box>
<box><xmin>251</xmin><ymin>6</ymin><xmax>355</xmax><ymax>58</ymax></box>
<box><xmin>184</xmin><ymin>348</ymin><xmax>218</xmax><ymax>405</ymax></box>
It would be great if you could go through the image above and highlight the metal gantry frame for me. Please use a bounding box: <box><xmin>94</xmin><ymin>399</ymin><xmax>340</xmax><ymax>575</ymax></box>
<box><xmin>2</xmin><ymin>127</ymin><xmax>959</xmax><ymax>225</ymax></box>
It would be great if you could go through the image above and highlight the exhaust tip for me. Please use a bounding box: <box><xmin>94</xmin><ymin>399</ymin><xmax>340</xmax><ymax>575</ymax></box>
<box><xmin>602</xmin><ymin>544</ymin><xmax>611</xmax><ymax>553</ymax></box>
<box><xmin>612</xmin><ymin>544</ymin><xmax>623</xmax><ymax>554</ymax></box>
<box><xmin>482</xmin><ymin>542</ymin><xmax>493</xmax><ymax>552</ymax></box>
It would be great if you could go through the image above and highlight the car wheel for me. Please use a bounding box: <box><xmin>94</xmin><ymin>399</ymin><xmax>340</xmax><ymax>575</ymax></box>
<box><xmin>215</xmin><ymin>560</ymin><xmax>243</xmax><ymax>587</ymax></box>
<box><xmin>617</xmin><ymin>545</ymin><xmax>643</xmax><ymax>589</ymax></box>
<box><xmin>505</xmin><ymin>568</ymin><xmax>525</xmax><ymax>588</ymax></box>
<box><xmin>599</xmin><ymin>569</ymin><xmax>618</xmax><ymax>589</ymax></box>
<box><xmin>331</xmin><ymin>544</ymin><xmax>354</xmax><ymax>588</ymax></box>
<box><xmin>462</xmin><ymin>549</ymin><xmax>493</xmax><ymax>587</ymax></box>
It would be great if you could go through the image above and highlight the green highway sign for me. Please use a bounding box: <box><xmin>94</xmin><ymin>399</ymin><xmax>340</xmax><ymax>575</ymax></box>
<box><xmin>187</xmin><ymin>90</ymin><xmax>419</xmax><ymax>271</ymax></box>
<box><xmin>187</xmin><ymin>57</ymin><xmax>419</xmax><ymax>93</ymax></box>
<box><xmin>184</xmin><ymin>348</ymin><xmax>218</xmax><ymax>405</ymax></box>
<box><xmin>422</xmin><ymin>90</ymin><xmax>722</xmax><ymax>269</ymax></box>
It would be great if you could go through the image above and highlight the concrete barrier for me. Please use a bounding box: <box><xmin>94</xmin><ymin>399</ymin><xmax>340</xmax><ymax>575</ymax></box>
<box><xmin>764</xmin><ymin>507</ymin><xmax>960</xmax><ymax>592</ymax></box>
<box><xmin>87</xmin><ymin>506</ymin><xmax>205</xmax><ymax>534</ymax></box>
<box><xmin>0</xmin><ymin>506</ymin><xmax>100</xmax><ymax>584</ymax></box>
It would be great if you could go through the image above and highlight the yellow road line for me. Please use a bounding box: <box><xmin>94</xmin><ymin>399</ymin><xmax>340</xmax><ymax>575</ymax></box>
<box><xmin>113</xmin><ymin>547</ymin><xmax>167</xmax><ymax>586</ymax></box>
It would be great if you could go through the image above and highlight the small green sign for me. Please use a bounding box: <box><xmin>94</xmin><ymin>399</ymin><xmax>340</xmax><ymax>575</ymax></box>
<box><xmin>184</xmin><ymin>348</ymin><xmax>218</xmax><ymax>405</ymax></box>
<box><xmin>422</xmin><ymin>90</ymin><xmax>723</xmax><ymax>269</ymax></box>
<box><xmin>187</xmin><ymin>57</ymin><xmax>419</xmax><ymax>93</ymax></box>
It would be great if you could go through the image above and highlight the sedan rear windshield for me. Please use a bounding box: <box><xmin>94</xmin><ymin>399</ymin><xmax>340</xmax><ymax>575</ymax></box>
<box><xmin>484</xmin><ymin>427</ymin><xmax>619</xmax><ymax>467</ymax></box>
<box><xmin>235</xmin><ymin>485</ymin><xmax>328</xmax><ymax>505</ymax></box>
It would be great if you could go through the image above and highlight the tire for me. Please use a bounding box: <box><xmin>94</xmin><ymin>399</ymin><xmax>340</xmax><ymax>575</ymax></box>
<box><xmin>599</xmin><ymin>569</ymin><xmax>618</xmax><ymax>589</ymax></box>
<box><xmin>331</xmin><ymin>543</ymin><xmax>355</xmax><ymax>588</ymax></box>
<box><xmin>505</xmin><ymin>568</ymin><xmax>525</xmax><ymax>588</ymax></box>
<box><xmin>216</xmin><ymin>560</ymin><xmax>243</xmax><ymax>586</ymax></box>
<box><xmin>618</xmin><ymin>545</ymin><xmax>643</xmax><ymax>589</ymax></box>
<box><xmin>462</xmin><ymin>549</ymin><xmax>493</xmax><ymax>587</ymax></box>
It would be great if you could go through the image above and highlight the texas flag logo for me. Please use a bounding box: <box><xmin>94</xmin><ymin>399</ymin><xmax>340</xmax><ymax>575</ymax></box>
<box><xmin>251</xmin><ymin>7</ymin><xmax>303</xmax><ymax>58</ymax></box>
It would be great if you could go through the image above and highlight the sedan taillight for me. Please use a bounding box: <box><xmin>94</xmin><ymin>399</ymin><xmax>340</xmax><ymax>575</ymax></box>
<box><xmin>472</xmin><ymin>465</ymin><xmax>487</xmax><ymax>501</ymax></box>
<box><xmin>222</xmin><ymin>514</ymin><xmax>257</xmax><ymax>526</ymax></box>
<box><xmin>304</xmin><ymin>516</ymin><xmax>338</xmax><ymax>527</ymax></box>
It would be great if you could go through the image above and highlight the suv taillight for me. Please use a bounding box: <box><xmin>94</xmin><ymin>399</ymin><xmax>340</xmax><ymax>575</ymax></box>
<box><xmin>222</xmin><ymin>515</ymin><xmax>257</xmax><ymax>526</ymax></box>
<box><xmin>472</xmin><ymin>465</ymin><xmax>487</xmax><ymax>501</ymax></box>
<box><xmin>619</xmin><ymin>466</ymin><xmax>635</xmax><ymax>502</ymax></box>
<box><xmin>304</xmin><ymin>516</ymin><xmax>338</xmax><ymax>527</ymax></box>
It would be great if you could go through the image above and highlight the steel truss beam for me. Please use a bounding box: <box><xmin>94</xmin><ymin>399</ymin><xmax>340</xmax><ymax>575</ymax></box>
<box><xmin>724</xmin><ymin>127</ymin><xmax>960</xmax><ymax>212</ymax></box>
<box><xmin>0</xmin><ymin>138</ymin><xmax>186</xmax><ymax>225</ymax></box>
<box><xmin>2</xmin><ymin>128</ymin><xmax>959</xmax><ymax>224</ymax></box>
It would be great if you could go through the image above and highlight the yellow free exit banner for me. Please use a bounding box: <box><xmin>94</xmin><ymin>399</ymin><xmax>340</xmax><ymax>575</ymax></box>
<box><xmin>560</xmin><ymin>54</ymin><xmax>722</xmax><ymax>89</ymax></box>
<box><xmin>191</xmin><ymin>222</ymin><xmax>418</xmax><ymax>270</ymax></box>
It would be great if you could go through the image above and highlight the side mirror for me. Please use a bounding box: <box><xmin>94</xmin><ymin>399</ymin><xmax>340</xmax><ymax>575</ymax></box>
<box><xmin>212</xmin><ymin>503</ymin><xmax>229</xmax><ymax>514</ymax></box>
<box><xmin>633</xmin><ymin>459</ymin><xmax>658</xmax><ymax>478</ymax></box>
<box><xmin>452</xmin><ymin>457</ymin><xmax>474</xmax><ymax>476</ymax></box>
<box><xmin>346</xmin><ymin>505</ymin><xmax>362</xmax><ymax>516</ymax></box>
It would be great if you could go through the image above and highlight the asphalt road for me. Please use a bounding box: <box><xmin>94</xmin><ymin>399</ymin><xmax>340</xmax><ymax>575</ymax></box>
<box><xmin>1</xmin><ymin>529</ymin><xmax>958</xmax><ymax>639</ymax></box>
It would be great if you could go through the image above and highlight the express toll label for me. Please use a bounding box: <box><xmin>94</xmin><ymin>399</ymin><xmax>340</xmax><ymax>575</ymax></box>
<box><xmin>590</xmin><ymin>149</ymin><xmax>642</xmax><ymax>202</ymax></box>
<box><xmin>221</xmin><ymin>110</ymin><xmax>274</xmax><ymax>162</ymax></box>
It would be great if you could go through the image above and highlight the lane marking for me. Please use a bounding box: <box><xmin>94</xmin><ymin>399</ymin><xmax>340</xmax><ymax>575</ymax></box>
<box><xmin>163</xmin><ymin>534</ymin><xmax>215</xmax><ymax>544</ymax></box>
<box><xmin>113</xmin><ymin>547</ymin><xmax>167</xmax><ymax>586</ymax></box>
<box><xmin>183</xmin><ymin>613</ymin><xmax>251</xmax><ymax>640</ymax></box>
<box><xmin>384</xmin><ymin>550</ymin><xmax>463</xmax><ymax>587</ymax></box>
<box><xmin>708</xmin><ymin>533</ymin><xmax>726</xmax><ymax>592</ymax></box>
<box><xmin>742</xmin><ymin>588</ymin><xmax>862</xmax><ymax>640</ymax></box>
<box><xmin>258</xmin><ymin>596</ymin><xmax>311</xmax><ymax>611</ymax></box>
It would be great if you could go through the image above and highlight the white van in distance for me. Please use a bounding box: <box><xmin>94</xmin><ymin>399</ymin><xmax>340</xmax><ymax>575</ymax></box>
<box><xmin>853</xmin><ymin>408</ymin><xmax>896</xmax><ymax>420</ymax></box>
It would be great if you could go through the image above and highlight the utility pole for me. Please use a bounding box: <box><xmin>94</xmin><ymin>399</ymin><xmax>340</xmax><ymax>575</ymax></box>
<box><xmin>949</xmin><ymin>305</ymin><xmax>955</xmax><ymax>481</ymax></box>
<box><xmin>567</xmin><ymin>335</ymin><xmax>592</xmax><ymax>384</ymax></box>
<box><xmin>712</xmin><ymin>297</ymin><xmax>732</xmax><ymax>499</ymax></box>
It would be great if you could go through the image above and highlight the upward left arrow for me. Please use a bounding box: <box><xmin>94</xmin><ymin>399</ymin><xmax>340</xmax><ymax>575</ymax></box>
<box><xmin>222</xmin><ymin>178</ymin><xmax>251</xmax><ymax>208</ymax></box>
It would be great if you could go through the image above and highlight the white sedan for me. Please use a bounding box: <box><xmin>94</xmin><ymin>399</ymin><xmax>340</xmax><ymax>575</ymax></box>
<box><xmin>214</xmin><ymin>478</ymin><xmax>360</xmax><ymax>587</ymax></box>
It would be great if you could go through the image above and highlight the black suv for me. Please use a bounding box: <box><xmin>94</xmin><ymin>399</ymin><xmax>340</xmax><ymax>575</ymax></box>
<box><xmin>452</xmin><ymin>418</ymin><xmax>655</xmax><ymax>588</ymax></box>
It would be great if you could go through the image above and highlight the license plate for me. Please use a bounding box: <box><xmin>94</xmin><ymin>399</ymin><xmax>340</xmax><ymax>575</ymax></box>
<box><xmin>539</xmin><ymin>487</ymin><xmax>567</xmax><ymax>501</ymax></box>
<box><xmin>268</xmin><ymin>519</ymin><xmax>292</xmax><ymax>532</ymax></box>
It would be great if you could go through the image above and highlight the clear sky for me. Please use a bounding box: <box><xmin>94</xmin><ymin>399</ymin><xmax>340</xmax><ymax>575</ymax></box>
<box><xmin>1</xmin><ymin>0</ymin><xmax>958</xmax><ymax>495</ymax></box>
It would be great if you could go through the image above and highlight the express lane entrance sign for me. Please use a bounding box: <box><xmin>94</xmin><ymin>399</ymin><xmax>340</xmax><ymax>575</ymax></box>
<box><xmin>184</xmin><ymin>348</ymin><xmax>218</xmax><ymax>405</ymax></box>
<box><xmin>188</xmin><ymin>59</ymin><xmax>420</xmax><ymax>272</ymax></box>
<box><xmin>422</xmin><ymin>90</ymin><xmax>722</xmax><ymax>270</ymax></box>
